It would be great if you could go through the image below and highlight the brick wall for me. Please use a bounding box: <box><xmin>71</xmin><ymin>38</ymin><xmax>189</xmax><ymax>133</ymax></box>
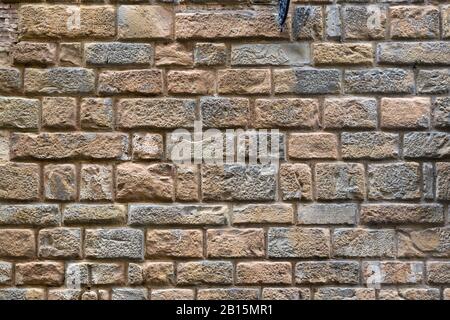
<box><xmin>0</xmin><ymin>0</ymin><xmax>449</xmax><ymax>300</ymax></box>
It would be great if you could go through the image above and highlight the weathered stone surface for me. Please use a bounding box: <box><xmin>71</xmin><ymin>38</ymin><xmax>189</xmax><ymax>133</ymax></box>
<box><xmin>0</xmin><ymin>162</ymin><xmax>39</xmax><ymax>200</ymax></box>
<box><xmin>427</xmin><ymin>262</ymin><xmax>450</xmax><ymax>284</ymax></box>
<box><xmin>398</xmin><ymin>227</ymin><xmax>450</xmax><ymax>258</ymax></box>
<box><xmin>197</xmin><ymin>288</ymin><xmax>259</xmax><ymax>300</ymax></box>
<box><xmin>64</xmin><ymin>204</ymin><xmax>126</xmax><ymax>225</ymax></box>
<box><xmin>378</xmin><ymin>42</ymin><xmax>450</xmax><ymax>65</ymax></box>
<box><xmin>176</xmin><ymin>9</ymin><xmax>288</xmax><ymax>40</ymax></box>
<box><xmin>263</xmin><ymin>288</ymin><xmax>310</xmax><ymax>300</ymax></box>
<box><xmin>288</xmin><ymin>133</ymin><xmax>338</xmax><ymax>159</ymax></box>
<box><xmin>168</xmin><ymin>70</ymin><xmax>215</xmax><ymax>95</ymax></box>
<box><xmin>98</xmin><ymin>70</ymin><xmax>162</xmax><ymax>95</ymax></box>
<box><xmin>194</xmin><ymin>43</ymin><xmax>227</xmax><ymax>66</ymax></box>
<box><xmin>0</xmin><ymin>131</ymin><xmax>9</xmax><ymax>161</ymax></box>
<box><xmin>341</xmin><ymin>132</ymin><xmax>399</xmax><ymax>159</ymax></box>
<box><xmin>342</xmin><ymin>5</ymin><xmax>386</xmax><ymax>39</ymax></box>
<box><xmin>129</xmin><ymin>205</ymin><xmax>228</xmax><ymax>226</ymax></box>
<box><xmin>117</xmin><ymin>98</ymin><xmax>195</xmax><ymax>129</ymax></box>
<box><xmin>0</xmin><ymin>262</ymin><xmax>12</xmax><ymax>284</ymax></box>
<box><xmin>368</xmin><ymin>162</ymin><xmax>421</xmax><ymax>200</ymax></box>
<box><xmin>48</xmin><ymin>289</ymin><xmax>82</xmax><ymax>301</ymax></box>
<box><xmin>80</xmin><ymin>165</ymin><xmax>113</xmax><ymax>201</ymax></box>
<box><xmin>80</xmin><ymin>98</ymin><xmax>113</xmax><ymax>130</ymax></box>
<box><xmin>362</xmin><ymin>261</ymin><xmax>423</xmax><ymax>285</ymax></box>
<box><xmin>381</xmin><ymin>97</ymin><xmax>430</xmax><ymax>129</ymax></box>
<box><xmin>437</xmin><ymin>162</ymin><xmax>450</xmax><ymax>200</ymax></box>
<box><xmin>443</xmin><ymin>5</ymin><xmax>450</xmax><ymax>39</ymax></box>
<box><xmin>298</xmin><ymin>204</ymin><xmax>357</xmax><ymax>225</ymax></box>
<box><xmin>201</xmin><ymin>97</ymin><xmax>249</xmax><ymax>128</ymax></box>
<box><xmin>0</xmin><ymin>68</ymin><xmax>21</xmax><ymax>93</ymax></box>
<box><xmin>115</xmin><ymin>163</ymin><xmax>174</xmax><ymax>201</ymax></box>
<box><xmin>293</xmin><ymin>6</ymin><xmax>323</xmax><ymax>40</ymax></box>
<box><xmin>38</xmin><ymin>228</ymin><xmax>81</xmax><ymax>259</ymax></box>
<box><xmin>218</xmin><ymin>69</ymin><xmax>271</xmax><ymax>94</ymax></box>
<box><xmin>24</xmin><ymin>68</ymin><xmax>95</xmax><ymax>94</ymax></box>
<box><xmin>207</xmin><ymin>228</ymin><xmax>265</xmax><ymax>258</ymax></box>
<box><xmin>279</xmin><ymin>163</ymin><xmax>312</xmax><ymax>200</ymax></box>
<box><xmin>42</xmin><ymin>97</ymin><xmax>76</xmax><ymax>129</ymax></box>
<box><xmin>146</xmin><ymin>229</ymin><xmax>203</xmax><ymax>258</ymax></box>
<box><xmin>0</xmin><ymin>288</ymin><xmax>44</xmax><ymax>300</ymax></box>
<box><xmin>85</xmin><ymin>228</ymin><xmax>144</xmax><ymax>259</ymax></box>
<box><xmin>0</xmin><ymin>229</ymin><xmax>35</xmax><ymax>258</ymax></box>
<box><xmin>323</xmin><ymin>97</ymin><xmax>377</xmax><ymax>129</ymax></box>
<box><xmin>274</xmin><ymin>68</ymin><xmax>341</xmax><ymax>94</ymax></box>
<box><xmin>118</xmin><ymin>5</ymin><xmax>172</xmax><ymax>39</ymax></box>
<box><xmin>254</xmin><ymin>98</ymin><xmax>319</xmax><ymax>128</ymax></box>
<box><xmin>313</xmin><ymin>43</ymin><xmax>373</xmax><ymax>65</ymax></box>
<box><xmin>202</xmin><ymin>164</ymin><xmax>276</xmax><ymax>201</ymax></box>
<box><xmin>129</xmin><ymin>262</ymin><xmax>174</xmax><ymax>285</ymax></box>
<box><xmin>295</xmin><ymin>261</ymin><xmax>359</xmax><ymax>284</ymax></box>
<box><xmin>315</xmin><ymin>163</ymin><xmax>365</xmax><ymax>200</ymax></box>
<box><xmin>390</xmin><ymin>6</ymin><xmax>439</xmax><ymax>39</ymax></box>
<box><xmin>155</xmin><ymin>43</ymin><xmax>192</xmax><ymax>67</ymax></box>
<box><xmin>237</xmin><ymin>262</ymin><xmax>292</xmax><ymax>284</ymax></box>
<box><xmin>325</xmin><ymin>4</ymin><xmax>341</xmax><ymax>38</ymax></box>
<box><xmin>11</xmin><ymin>133</ymin><xmax>128</xmax><ymax>160</ymax></box>
<box><xmin>315</xmin><ymin>287</ymin><xmax>375</xmax><ymax>300</ymax></box>
<box><xmin>233</xmin><ymin>204</ymin><xmax>293</xmax><ymax>225</ymax></box>
<box><xmin>12</xmin><ymin>42</ymin><xmax>56</xmax><ymax>65</ymax></box>
<box><xmin>0</xmin><ymin>204</ymin><xmax>59</xmax><ymax>226</ymax></box>
<box><xmin>417</xmin><ymin>70</ymin><xmax>449</xmax><ymax>94</ymax></box>
<box><xmin>403</xmin><ymin>132</ymin><xmax>450</xmax><ymax>159</ymax></box>
<box><xmin>44</xmin><ymin>164</ymin><xmax>76</xmax><ymax>201</ymax></box>
<box><xmin>379</xmin><ymin>288</ymin><xmax>440</xmax><ymax>301</ymax></box>
<box><xmin>16</xmin><ymin>262</ymin><xmax>64</xmax><ymax>286</ymax></box>
<box><xmin>85</xmin><ymin>42</ymin><xmax>152</xmax><ymax>66</ymax></box>
<box><xmin>268</xmin><ymin>227</ymin><xmax>330</xmax><ymax>258</ymax></box>
<box><xmin>0</xmin><ymin>97</ymin><xmax>39</xmax><ymax>129</ymax></box>
<box><xmin>433</xmin><ymin>97</ymin><xmax>450</xmax><ymax>129</ymax></box>
<box><xmin>20</xmin><ymin>5</ymin><xmax>116</xmax><ymax>39</ymax></box>
<box><xmin>151</xmin><ymin>289</ymin><xmax>194</xmax><ymax>300</ymax></box>
<box><xmin>345</xmin><ymin>68</ymin><xmax>414</xmax><ymax>93</ymax></box>
<box><xmin>333</xmin><ymin>228</ymin><xmax>396</xmax><ymax>258</ymax></box>
<box><xmin>132</xmin><ymin>133</ymin><xmax>163</xmax><ymax>160</ymax></box>
<box><xmin>361</xmin><ymin>204</ymin><xmax>444</xmax><ymax>225</ymax></box>
<box><xmin>60</xmin><ymin>43</ymin><xmax>82</xmax><ymax>66</ymax></box>
<box><xmin>232</xmin><ymin>43</ymin><xmax>310</xmax><ymax>66</ymax></box>
<box><xmin>112</xmin><ymin>288</ymin><xmax>147</xmax><ymax>300</ymax></box>
<box><xmin>175</xmin><ymin>165</ymin><xmax>199</xmax><ymax>202</ymax></box>
<box><xmin>177</xmin><ymin>261</ymin><xmax>233</xmax><ymax>285</ymax></box>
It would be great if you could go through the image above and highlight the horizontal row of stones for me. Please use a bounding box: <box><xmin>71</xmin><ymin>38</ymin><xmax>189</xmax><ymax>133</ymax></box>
<box><xmin>7</xmin><ymin>41</ymin><xmax>450</xmax><ymax>68</ymax></box>
<box><xmin>0</xmin><ymin>226</ymin><xmax>449</xmax><ymax>259</ymax></box>
<box><xmin>1</xmin><ymin>286</ymin><xmax>449</xmax><ymax>301</ymax></box>
<box><xmin>15</xmin><ymin>5</ymin><xmax>450</xmax><ymax>40</ymax></box>
<box><xmin>1</xmin><ymin>96</ymin><xmax>449</xmax><ymax>130</ymax></box>
<box><xmin>0</xmin><ymin>203</ymin><xmax>448</xmax><ymax>226</ymax></box>
<box><xmin>1</xmin><ymin>66</ymin><xmax>449</xmax><ymax>95</ymax></box>
<box><xmin>0</xmin><ymin>259</ymin><xmax>449</xmax><ymax>287</ymax></box>
<box><xmin>1</xmin><ymin>161</ymin><xmax>450</xmax><ymax>201</ymax></box>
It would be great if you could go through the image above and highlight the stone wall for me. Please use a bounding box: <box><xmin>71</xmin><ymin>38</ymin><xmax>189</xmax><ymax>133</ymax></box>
<box><xmin>0</xmin><ymin>0</ymin><xmax>449</xmax><ymax>300</ymax></box>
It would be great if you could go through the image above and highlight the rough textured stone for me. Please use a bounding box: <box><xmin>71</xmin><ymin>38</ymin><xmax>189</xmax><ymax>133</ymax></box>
<box><xmin>361</xmin><ymin>204</ymin><xmax>444</xmax><ymax>225</ymax></box>
<box><xmin>0</xmin><ymin>204</ymin><xmax>59</xmax><ymax>226</ymax></box>
<box><xmin>333</xmin><ymin>228</ymin><xmax>396</xmax><ymax>258</ymax></box>
<box><xmin>11</xmin><ymin>132</ymin><xmax>128</xmax><ymax>160</ymax></box>
<box><xmin>398</xmin><ymin>227</ymin><xmax>450</xmax><ymax>258</ymax></box>
<box><xmin>115</xmin><ymin>163</ymin><xmax>174</xmax><ymax>201</ymax></box>
<box><xmin>341</xmin><ymin>132</ymin><xmax>399</xmax><ymax>159</ymax></box>
<box><xmin>24</xmin><ymin>67</ymin><xmax>95</xmax><ymax>94</ymax></box>
<box><xmin>117</xmin><ymin>98</ymin><xmax>195</xmax><ymax>129</ymax></box>
<box><xmin>0</xmin><ymin>261</ymin><xmax>12</xmax><ymax>284</ymax></box>
<box><xmin>254</xmin><ymin>98</ymin><xmax>319</xmax><ymax>128</ymax></box>
<box><xmin>315</xmin><ymin>287</ymin><xmax>375</xmax><ymax>300</ymax></box>
<box><xmin>177</xmin><ymin>261</ymin><xmax>233</xmax><ymax>285</ymax></box>
<box><xmin>48</xmin><ymin>289</ymin><xmax>82</xmax><ymax>301</ymax></box>
<box><xmin>342</xmin><ymin>5</ymin><xmax>386</xmax><ymax>39</ymax></box>
<box><xmin>151</xmin><ymin>289</ymin><xmax>194</xmax><ymax>300</ymax></box>
<box><xmin>44</xmin><ymin>164</ymin><xmax>76</xmax><ymax>201</ymax></box>
<box><xmin>0</xmin><ymin>97</ymin><xmax>39</xmax><ymax>129</ymax></box>
<box><xmin>315</xmin><ymin>163</ymin><xmax>365</xmax><ymax>200</ymax></box>
<box><xmin>201</xmin><ymin>97</ymin><xmax>249</xmax><ymax>128</ymax></box>
<box><xmin>380</xmin><ymin>98</ymin><xmax>430</xmax><ymax>129</ymax></box>
<box><xmin>60</xmin><ymin>43</ymin><xmax>82</xmax><ymax>66</ymax></box>
<box><xmin>207</xmin><ymin>228</ymin><xmax>265</xmax><ymax>258</ymax></box>
<box><xmin>112</xmin><ymin>288</ymin><xmax>147</xmax><ymax>300</ymax></box>
<box><xmin>197</xmin><ymin>288</ymin><xmax>259</xmax><ymax>300</ymax></box>
<box><xmin>64</xmin><ymin>204</ymin><xmax>126</xmax><ymax>225</ymax></box>
<box><xmin>313</xmin><ymin>43</ymin><xmax>373</xmax><ymax>65</ymax></box>
<box><xmin>362</xmin><ymin>261</ymin><xmax>423</xmax><ymax>284</ymax></box>
<box><xmin>175</xmin><ymin>165</ymin><xmax>199</xmax><ymax>202</ymax></box>
<box><xmin>295</xmin><ymin>261</ymin><xmax>360</xmax><ymax>284</ymax></box>
<box><xmin>262</xmin><ymin>288</ymin><xmax>310</xmax><ymax>300</ymax></box>
<box><xmin>298</xmin><ymin>204</ymin><xmax>357</xmax><ymax>225</ymax></box>
<box><xmin>80</xmin><ymin>98</ymin><xmax>113</xmax><ymax>130</ymax></box>
<box><xmin>98</xmin><ymin>70</ymin><xmax>162</xmax><ymax>95</ymax></box>
<box><xmin>274</xmin><ymin>68</ymin><xmax>341</xmax><ymax>94</ymax></box>
<box><xmin>417</xmin><ymin>70</ymin><xmax>449</xmax><ymax>94</ymax></box>
<box><xmin>378</xmin><ymin>42</ymin><xmax>450</xmax><ymax>65</ymax></box>
<box><xmin>80</xmin><ymin>165</ymin><xmax>113</xmax><ymax>201</ymax></box>
<box><xmin>129</xmin><ymin>262</ymin><xmax>174</xmax><ymax>286</ymax></box>
<box><xmin>237</xmin><ymin>262</ymin><xmax>292</xmax><ymax>284</ymax></box>
<box><xmin>0</xmin><ymin>288</ymin><xmax>44</xmax><ymax>300</ymax></box>
<box><xmin>379</xmin><ymin>289</ymin><xmax>440</xmax><ymax>301</ymax></box>
<box><xmin>16</xmin><ymin>262</ymin><xmax>64</xmax><ymax>286</ymax></box>
<box><xmin>0</xmin><ymin>68</ymin><xmax>21</xmax><ymax>93</ymax></box>
<box><xmin>345</xmin><ymin>68</ymin><xmax>414</xmax><ymax>93</ymax></box>
<box><xmin>433</xmin><ymin>97</ymin><xmax>450</xmax><ymax>129</ymax></box>
<box><xmin>268</xmin><ymin>227</ymin><xmax>330</xmax><ymax>258</ymax></box>
<box><xmin>288</xmin><ymin>133</ymin><xmax>338</xmax><ymax>159</ymax></box>
<box><xmin>118</xmin><ymin>5</ymin><xmax>172</xmax><ymax>39</ymax></box>
<box><xmin>0</xmin><ymin>162</ymin><xmax>39</xmax><ymax>200</ymax></box>
<box><xmin>233</xmin><ymin>204</ymin><xmax>293</xmax><ymax>225</ymax></box>
<box><xmin>279</xmin><ymin>163</ymin><xmax>312</xmax><ymax>200</ymax></box>
<box><xmin>12</xmin><ymin>42</ymin><xmax>56</xmax><ymax>65</ymax></box>
<box><xmin>155</xmin><ymin>43</ymin><xmax>192</xmax><ymax>67</ymax></box>
<box><xmin>202</xmin><ymin>164</ymin><xmax>276</xmax><ymax>201</ymax></box>
<box><xmin>218</xmin><ymin>69</ymin><xmax>271</xmax><ymax>94</ymax></box>
<box><xmin>168</xmin><ymin>70</ymin><xmax>215</xmax><ymax>95</ymax></box>
<box><xmin>42</xmin><ymin>97</ymin><xmax>77</xmax><ymax>130</ymax></box>
<box><xmin>426</xmin><ymin>262</ymin><xmax>450</xmax><ymax>284</ymax></box>
<box><xmin>232</xmin><ymin>43</ymin><xmax>310</xmax><ymax>66</ymax></box>
<box><xmin>368</xmin><ymin>162</ymin><xmax>421</xmax><ymax>200</ymax></box>
<box><xmin>390</xmin><ymin>6</ymin><xmax>439</xmax><ymax>39</ymax></box>
<box><xmin>0</xmin><ymin>229</ymin><xmax>35</xmax><ymax>258</ymax></box>
<box><xmin>85</xmin><ymin>228</ymin><xmax>144</xmax><ymax>259</ymax></box>
<box><xmin>403</xmin><ymin>132</ymin><xmax>450</xmax><ymax>159</ymax></box>
<box><xmin>443</xmin><ymin>5</ymin><xmax>450</xmax><ymax>39</ymax></box>
<box><xmin>293</xmin><ymin>6</ymin><xmax>323</xmax><ymax>40</ymax></box>
<box><xmin>132</xmin><ymin>133</ymin><xmax>163</xmax><ymax>160</ymax></box>
<box><xmin>38</xmin><ymin>228</ymin><xmax>81</xmax><ymax>259</ymax></box>
<box><xmin>194</xmin><ymin>43</ymin><xmax>227</xmax><ymax>66</ymax></box>
<box><xmin>323</xmin><ymin>97</ymin><xmax>377</xmax><ymax>129</ymax></box>
<box><xmin>85</xmin><ymin>42</ymin><xmax>152</xmax><ymax>66</ymax></box>
<box><xmin>436</xmin><ymin>162</ymin><xmax>450</xmax><ymax>200</ymax></box>
<box><xmin>146</xmin><ymin>229</ymin><xmax>203</xmax><ymax>258</ymax></box>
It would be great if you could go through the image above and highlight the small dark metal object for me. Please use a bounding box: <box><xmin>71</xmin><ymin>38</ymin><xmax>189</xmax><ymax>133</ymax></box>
<box><xmin>277</xmin><ymin>0</ymin><xmax>290</xmax><ymax>31</ymax></box>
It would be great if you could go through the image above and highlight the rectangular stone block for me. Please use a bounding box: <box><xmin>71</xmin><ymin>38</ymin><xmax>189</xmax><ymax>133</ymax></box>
<box><xmin>128</xmin><ymin>262</ymin><xmax>174</xmax><ymax>286</ymax></box>
<box><xmin>390</xmin><ymin>6</ymin><xmax>439</xmax><ymax>39</ymax></box>
<box><xmin>262</xmin><ymin>288</ymin><xmax>310</xmax><ymax>301</ymax></box>
<box><xmin>175</xmin><ymin>165</ymin><xmax>199</xmax><ymax>202</ymax></box>
<box><xmin>0</xmin><ymin>262</ymin><xmax>12</xmax><ymax>285</ymax></box>
<box><xmin>279</xmin><ymin>163</ymin><xmax>312</xmax><ymax>200</ymax></box>
<box><xmin>341</xmin><ymin>132</ymin><xmax>399</xmax><ymax>159</ymax></box>
<box><xmin>379</xmin><ymin>288</ymin><xmax>440</xmax><ymax>301</ymax></box>
<box><xmin>293</xmin><ymin>6</ymin><xmax>323</xmax><ymax>40</ymax></box>
<box><xmin>313</xmin><ymin>43</ymin><xmax>373</xmax><ymax>65</ymax></box>
<box><xmin>288</xmin><ymin>133</ymin><xmax>338</xmax><ymax>159</ymax></box>
<box><xmin>156</xmin><ymin>43</ymin><xmax>193</xmax><ymax>67</ymax></box>
<box><xmin>98</xmin><ymin>70</ymin><xmax>162</xmax><ymax>95</ymax></box>
<box><xmin>0</xmin><ymin>229</ymin><xmax>35</xmax><ymax>258</ymax></box>
<box><xmin>38</xmin><ymin>228</ymin><xmax>81</xmax><ymax>259</ymax></box>
<box><xmin>323</xmin><ymin>97</ymin><xmax>377</xmax><ymax>129</ymax></box>
<box><xmin>85</xmin><ymin>42</ymin><xmax>153</xmax><ymax>66</ymax></box>
<box><xmin>207</xmin><ymin>228</ymin><xmax>265</xmax><ymax>258</ymax></box>
<box><xmin>42</xmin><ymin>97</ymin><xmax>76</xmax><ymax>130</ymax></box>
<box><xmin>177</xmin><ymin>261</ymin><xmax>233</xmax><ymax>285</ymax></box>
<box><xmin>427</xmin><ymin>261</ymin><xmax>450</xmax><ymax>284</ymax></box>
<box><xmin>0</xmin><ymin>288</ymin><xmax>44</xmax><ymax>300</ymax></box>
<box><xmin>403</xmin><ymin>132</ymin><xmax>450</xmax><ymax>159</ymax></box>
<box><xmin>231</xmin><ymin>43</ymin><xmax>310</xmax><ymax>66</ymax></box>
<box><xmin>344</xmin><ymin>68</ymin><xmax>414</xmax><ymax>93</ymax></box>
<box><xmin>64</xmin><ymin>204</ymin><xmax>126</xmax><ymax>225</ymax></box>
<box><xmin>361</xmin><ymin>204</ymin><xmax>444</xmax><ymax>225</ymax></box>
<box><xmin>218</xmin><ymin>69</ymin><xmax>271</xmax><ymax>94</ymax></box>
<box><xmin>315</xmin><ymin>287</ymin><xmax>375</xmax><ymax>300</ymax></box>
<box><xmin>362</xmin><ymin>261</ymin><xmax>423</xmax><ymax>284</ymax></box>
<box><xmin>146</xmin><ymin>229</ymin><xmax>203</xmax><ymax>258</ymax></box>
<box><xmin>79</xmin><ymin>164</ymin><xmax>113</xmax><ymax>201</ymax></box>
<box><xmin>44</xmin><ymin>164</ymin><xmax>76</xmax><ymax>201</ymax></box>
<box><xmin>85</xmin><ymin>228</ymin><xmax>144</xmax><ymax>259</ymax></box>
<box><xmin>295</xmin><ymin>261</ymin><xmax>360</xmax><ymax>284</ymax></box>
<box><xmin>80</xmin><ymin>98</ymin><xmax>113</xmax><ymax>130</ymax></box>
<box><xmin>315</xmin><ymin>163</ymin><xmax>365</xmax><ymax>200</ymax></box>
<box><xmin>0</xmin><ymin>204</ymin><xmax>60</xmax><ymax>226</ymax></box>
<box><xmin>233</xmin><ymin>204</ymin><xmax>293</xmax><ymax>225</ymax></box>
<box><xmin>436</xmin><ymin>162</ymin><xmax>450</xmax><ymax>200</ymax></box>
<box><xmin>398</xmin><ymin>227</ymin><xmax>449</xmax><ymax>258</ymax></box>
<box><xmin>237</xmin><ymin>262</ymin><xmax>292</xmax><ymax>284</ymax></box>
<box><xmin>377</xmin><ymin>42</ymin><xmax>450</xmax><ymax>65</ymax></box>
<box><xmin>167</xmin><ymin>70</ymin><xmax>215</xmax><ymax>95</ymax></box>
<box><xmin>274</xmin><ymin>68</ymin><xmax>341</xmax><ymax>94</ymax></box>
<box><xmin>151</xmin><ymin>289</ymin><xmax>194</xmax><ymax>301</ymax></box>
<box><xmin>417</xmin><ymin>69</ymin><xmax>449</xmax><ymax>94</ymax></box>
<box><xmin>433</xmin><ymin>97</ymin><xmax>450</xmax><ymax>129</ymax></box>
<box><xmin>197</xmin><ymin>288</ymin><xmax>259</xmax><ymax>300</ymax></box>
<box><xmin>12</xmin><ymin>42</ymin><xmax>56</xmax><ymax>65</ymax></box>
<box><xmin>15</xmin><ymin>262</ymin><xmax>64</xmax><ymax>286</ymax></box>
<box><xmin>443</xmin><ymin>5</ymin><xmax>450</xmax><ymax>39</ymax></box>
<box><xmin>342</xmin><ymin>5</ymin><xmax>386</xmax><ymax>40</ymax></box>
<box><xmin>194</xmin><ymin>43</ymin><xmax>227</xmax><ymax>66</ymax></box>
<box><xmin>0</xmin><ymin>162</ymin><xmax>39</xmax><ymax>201</ymax></box>
<box><xmin>380</xmin><ymin>97</ymin><xmax>430</xmax><ymax>129</ymax></box>
<box><xmin>298</xmin><ymin>203</ymin><xmax>357</xmax><ymax>225</ymax></box>
<box><xmin>201</xmin><ymin>97</ymin><xmax>250</xmax><ymax>128</ymax></box>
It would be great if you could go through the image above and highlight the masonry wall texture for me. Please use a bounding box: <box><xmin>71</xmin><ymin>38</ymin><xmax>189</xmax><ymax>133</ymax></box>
<box><xmin>0</xmin><ymin>0</ymin><xmax>449</xmax><ymax>301</ymax></box>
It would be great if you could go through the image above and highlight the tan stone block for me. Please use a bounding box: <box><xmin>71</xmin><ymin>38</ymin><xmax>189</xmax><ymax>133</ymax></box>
<box><xmin>146</xmin><ymin>229</ymin><xmax>203</xmax><ymax>258</ymax></box>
